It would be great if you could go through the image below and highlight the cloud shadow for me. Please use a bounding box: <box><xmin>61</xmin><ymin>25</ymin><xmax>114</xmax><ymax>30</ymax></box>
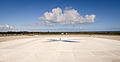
<box><xmin>62</xmin><ymin>40</ymin><xmax>80</xmax><ymax>43</ymax></box>
<box><xmin>46</xmin><ymin>39</ymin><xmax>80</xmax><ymax>43</ymax></box>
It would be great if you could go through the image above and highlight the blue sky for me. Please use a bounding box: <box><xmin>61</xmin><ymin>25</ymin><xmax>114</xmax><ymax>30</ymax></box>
<box><xmin>0</xmin><ymin>0</ymin><xmax>120</xmax><ymax>32</ymax></box>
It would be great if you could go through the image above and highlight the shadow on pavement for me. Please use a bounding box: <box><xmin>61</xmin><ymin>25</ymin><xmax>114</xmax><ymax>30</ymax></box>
<box><xmin>62</xmin><ymin>40</ymin><xmax>80</xmax><ymax>43</ymax></box>
<box><xmin>45</xmin><ymin>39</ymin><xmax>80</xmax><ymax>43</ymax></box>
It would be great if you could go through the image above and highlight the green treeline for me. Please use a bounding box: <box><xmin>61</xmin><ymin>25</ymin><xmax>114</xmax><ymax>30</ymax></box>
<box><xmin>0</xmin><ymin>32</ymin><xmax>120</xmax><ymax>36</ymax></box>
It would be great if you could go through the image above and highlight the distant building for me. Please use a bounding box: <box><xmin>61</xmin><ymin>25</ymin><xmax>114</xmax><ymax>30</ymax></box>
<box><xmin>61</xmin><ymin>33</ymin><xmax>68</xmax><ymax>35</ymax></box>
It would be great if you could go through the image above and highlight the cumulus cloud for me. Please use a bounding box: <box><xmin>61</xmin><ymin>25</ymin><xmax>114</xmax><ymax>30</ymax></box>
<box><xmin>38</xmin><ymin>7</ymin><xmax>96</xmax><ymax>25</ymax></box>
<box><xmin>0</xmin><ymin>24</ymin><xmax>14</xmax><ymax>30</ymax></box>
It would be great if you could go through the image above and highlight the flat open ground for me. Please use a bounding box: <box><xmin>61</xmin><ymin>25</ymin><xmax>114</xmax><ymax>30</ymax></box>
<box><xmin>0</xmin><ymin>35</ymin><xmax>120</xmax><ymax>62</ymax></box>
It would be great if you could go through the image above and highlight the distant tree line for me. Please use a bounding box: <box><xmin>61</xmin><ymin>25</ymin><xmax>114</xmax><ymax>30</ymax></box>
<box><xmin>0</xmin><ymin>31</ymin><xmax>120</xmax><ymax>36</ymax></box>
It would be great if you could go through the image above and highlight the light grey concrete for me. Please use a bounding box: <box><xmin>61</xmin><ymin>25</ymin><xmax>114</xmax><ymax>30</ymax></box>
<box><xmin>0</xmin><ymin>35</ymin><xmax>120</xmax><ymax>62</ymax></box>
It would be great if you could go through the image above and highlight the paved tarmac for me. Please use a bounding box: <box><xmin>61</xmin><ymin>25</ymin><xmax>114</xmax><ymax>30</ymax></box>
<box><xmin>0</xmin><ymin>35</ymin><xmax>120</xmax><ymax>62</ymax></box>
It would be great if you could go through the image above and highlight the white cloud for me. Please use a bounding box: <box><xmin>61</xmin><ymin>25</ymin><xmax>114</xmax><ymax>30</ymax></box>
<box><xmin>0</xmin><ymin>24</ymin><xmax>14</xmax><ymax>30</ymax></box>
<box><xmin>22</xmin><ymin>21</ymin><xmax>52</xmax><ymax>26</ymax></box>
<box><xmin>80</xmin><ymin>27</ymin><xmax>83</xmax><ymax>29</ymax></box>
<box><xmin>35</xmin><ymin>21</ymin><xmax>53</xmax><ymax>26</ymax></box>
<box><xmin>38</xmin><ymin>7</ymin><xmax>96</xmax><ymax>25</ymax></box>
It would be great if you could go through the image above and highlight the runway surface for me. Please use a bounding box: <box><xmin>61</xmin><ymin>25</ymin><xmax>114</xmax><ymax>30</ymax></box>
<box><xmin>0</xmin><ymin>35</ymin><xmax>120</xmax><ymax>62</ymax></box>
